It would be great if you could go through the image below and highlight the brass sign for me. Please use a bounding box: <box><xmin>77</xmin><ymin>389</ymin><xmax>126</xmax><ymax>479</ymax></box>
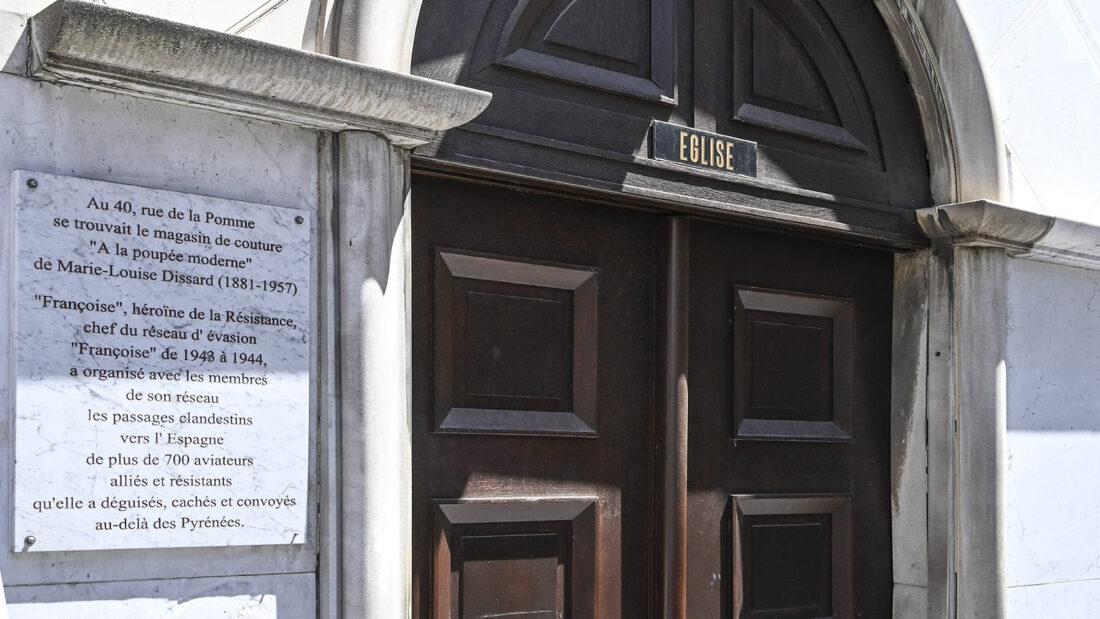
<box><xmin>651</xmin><ymin>120</ymin><xmax>757</xmax><ymax>177</ymax></box>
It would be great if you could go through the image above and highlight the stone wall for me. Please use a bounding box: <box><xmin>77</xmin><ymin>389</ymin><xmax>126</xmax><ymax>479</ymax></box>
<box><xmin>961</xmin><ymin>0</ymin><xmax>1100</xmax><ymax>222</ymax></box>
<box><xmin>0</xmin><ymin>4</ymin><xmax>488</xmax><ymax>618</ymax></box>
<box><xmin>0</xmin><ymin>67</ymin><xmax>323</xmax><ymax>619</ymax></box>
<box><xmin>1005</xmin><ymin>258</ymin><xmax>1100</xmax><ymax>617</ymax></box>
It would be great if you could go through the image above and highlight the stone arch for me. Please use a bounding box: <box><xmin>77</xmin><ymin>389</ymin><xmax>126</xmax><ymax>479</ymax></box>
<box><xmin>329</xmin><ymin>1</ymin><xmax>1009</xmax><ymax>616</ymax></box>
<box><xmin>873</xmin><ymin>0</ymin><xmax>1008</xmax><ymax>204</ymax></box>
<box><xmin>333</xmin><ymin>0</ymin><xmax>424</xmax><ymax>71</ymax></box>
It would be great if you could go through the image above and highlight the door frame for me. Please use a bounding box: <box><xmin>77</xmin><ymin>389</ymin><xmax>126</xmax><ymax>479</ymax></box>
<box><xmin>324</xmin><ymin>1</ymin><xmax>1011</xmax><ymax>617</ymax></box>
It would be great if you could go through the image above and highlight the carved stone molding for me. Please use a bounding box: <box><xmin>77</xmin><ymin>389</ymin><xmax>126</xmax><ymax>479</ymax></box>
<box><xmin>919</xmin><ymin>201</ymin><xmax>1100</xmax><ymax>271</ymax></box>
<box><xmin>26</xmin><ymin>1</ymin><xmax>490</xmax><ymax>147</ymax></box>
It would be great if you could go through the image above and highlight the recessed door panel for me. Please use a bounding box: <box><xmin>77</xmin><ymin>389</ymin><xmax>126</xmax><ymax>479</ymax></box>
<box><xmin>434</xmin><ymin>250</ymin><xmax>600</xmax><ymax>436</ymax></box>
<box><xmin>433</xmin><ymin>500</ymin><xmax>597</xmax><ymax>618</ymax></box>
<box><xmin>732</xmin><ymin>495</ymin><xmax>853</xmax><ymax>619</ymax></box>
<box><xmin>732</xmin><ymin>286</ymin><xmax>854</xmax><ymax>442</ymax></box>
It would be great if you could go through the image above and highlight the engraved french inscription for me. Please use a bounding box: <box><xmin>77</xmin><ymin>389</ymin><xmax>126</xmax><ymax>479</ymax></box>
<box><xmin>11</xmin><ymin>171</ymin><xmax>311</xmax><ymax>551</ymax></box>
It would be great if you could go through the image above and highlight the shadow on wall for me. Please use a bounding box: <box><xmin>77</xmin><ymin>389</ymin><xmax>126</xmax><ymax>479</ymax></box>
<box><xmin>1007</xmin><ymin>259</ymin><xmax>1100</xmax><ymax>431</ymax></box>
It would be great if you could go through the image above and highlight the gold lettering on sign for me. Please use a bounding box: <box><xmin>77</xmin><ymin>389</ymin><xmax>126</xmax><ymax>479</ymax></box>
<box><xmin>675</xmin><ymin>128</ymin><xmax>742</xmax><ymax>172</ymax></box>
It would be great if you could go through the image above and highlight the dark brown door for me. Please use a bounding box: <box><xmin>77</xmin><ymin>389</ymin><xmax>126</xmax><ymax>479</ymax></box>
<box><xmin>412</xmin><ymin>176</ymin><xmax>658</xmax><ymax>617</ymax></box>
<box><xmin>412</xmin><ymin>177</ymin><xmax>892</xmax><ymax>618</ymax></box>
<box><xmin>684</xmin><ymin>219</ymin><xmax>893</xmax><ymax>618</ymax></box>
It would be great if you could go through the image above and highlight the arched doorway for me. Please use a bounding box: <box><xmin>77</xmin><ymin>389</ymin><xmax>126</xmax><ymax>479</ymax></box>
<box><xmin>403</xmin><ymin>0</ymin><xmax>954</xmax><ymax>616</ymax></box>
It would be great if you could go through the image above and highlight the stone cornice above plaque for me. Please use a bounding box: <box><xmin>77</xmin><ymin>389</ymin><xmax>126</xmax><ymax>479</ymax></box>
<box><xmin>26</xmin><ymin>1</ymin><xmax>491</xmax><ymax>147</ymax></box>
<box><xmin>918</xmin><ymin>200</ymin><xmax>1100</xmax><ymax>271</ymax></box>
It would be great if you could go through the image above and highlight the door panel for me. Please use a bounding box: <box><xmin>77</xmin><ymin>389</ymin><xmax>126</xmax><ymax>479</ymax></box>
<box><xmin>731</xmin><ymin>495</ymin><xmax>853</xmax><ymax>619</ymax></box>
<box><xmin>412</xmin><ymin>176</ymin><xmax>657</xmax><ymax>618</ymax></box>
<box><xmin>687</xmin><ymin>219</ymin><xmax>893</xmax><ymax>618</ymax></box>
<box><xmin>731</xmin><ymin>286</ymin><xmax>854</xmax><ymax>442</ymax></box>
<box><xmin>433</xmin><ymin>499</ymin><xmax>598</xmax><ymax>618</ymax></box>
<box><xmin>433</xmin><ymin>250</ymin><xmax>599</xmax><ymax>436</ymax></box>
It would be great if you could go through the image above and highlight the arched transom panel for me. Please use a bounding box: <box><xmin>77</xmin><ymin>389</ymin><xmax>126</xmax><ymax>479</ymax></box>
<box><xmin>413</xmin><ymin>0</ymin><xmax>930</xmax><ymax>242</ymax></box>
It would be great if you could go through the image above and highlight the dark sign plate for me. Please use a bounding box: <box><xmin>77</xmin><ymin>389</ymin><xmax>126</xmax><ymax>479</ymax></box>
<box><xmin>651</xmin><ymin>120</ymin><xmax>757</xmax><ymax>178</ymax></box>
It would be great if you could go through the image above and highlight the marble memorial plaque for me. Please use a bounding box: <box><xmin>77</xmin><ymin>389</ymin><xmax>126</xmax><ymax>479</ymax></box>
<box><xmin>10</xmin><ymin>171</ymin><xmax>311</xmax><ymax>551</ymax></box>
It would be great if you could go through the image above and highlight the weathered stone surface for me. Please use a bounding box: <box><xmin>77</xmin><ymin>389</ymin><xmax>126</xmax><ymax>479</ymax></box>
<box><xmin>27</xmin><ymin>1</ymin><xmax>490</xmax><ymax>145</ymax></box>
<box><xmin>918</xmin><ymin>200</ymin><xmax>1053</xmax><ymax>250</ymax></box>
<box><xmin>0</xmin><ymin>72</ymin><xmax>318</xmax><ymax>588</ymax></box>
<box><xmin>5</xmin><ymin>572</ymin><xmax>314</xmax><ymax>618</ymax></box>
<box><xmin>919</xmin><ymin>200</ymin><xmax>1100</xmax><ymax>270</ymax></box>
<box><xmin>335</xmin><ymin>131</ymin><xmax>411</xmax><ymax>619</ymax></box>
<box><xmin>875</xmin><ymin>0</ymin><xmax>1008</xmax><ymax>204</ymax></box>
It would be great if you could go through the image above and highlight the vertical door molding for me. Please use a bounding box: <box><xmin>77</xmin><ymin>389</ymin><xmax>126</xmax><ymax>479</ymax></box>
<box><xmin>925</xmin><ymin>243</ymin><xmax>961</xmax><ymax>619</ymax></box>
<box><xmin>890</xmin><ymin>250</ymin><xmax>931</xmax><ymax>618</ymax></box>
<box><xmin>657</xmin><ymin>217</ymin><xmax>690</xmax><ymax>619</ymax></box>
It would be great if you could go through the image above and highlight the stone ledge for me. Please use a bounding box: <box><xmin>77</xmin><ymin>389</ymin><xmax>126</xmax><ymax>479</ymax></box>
<box><xmin>918</xmin><ymin>201</ymin><xmax>1100</xmax><ymax>270</ymax></box>
<box><xmin>26</xmin><ymin>1</ymin><xmax>490</xmax><ymax>146</ymax></box>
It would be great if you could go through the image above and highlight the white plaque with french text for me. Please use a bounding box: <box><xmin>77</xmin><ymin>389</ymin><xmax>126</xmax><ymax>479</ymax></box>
<box><xmin>10</xmin><ymin>171</ymin><xmax>311</xmax><ymax>551</ymax></box>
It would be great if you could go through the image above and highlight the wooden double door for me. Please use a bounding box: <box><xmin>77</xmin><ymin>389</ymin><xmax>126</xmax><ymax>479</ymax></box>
<box><xmin>412</xmin><ymin>176</ymin><xmax>892</xmax><ymax>618</ymax></box>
